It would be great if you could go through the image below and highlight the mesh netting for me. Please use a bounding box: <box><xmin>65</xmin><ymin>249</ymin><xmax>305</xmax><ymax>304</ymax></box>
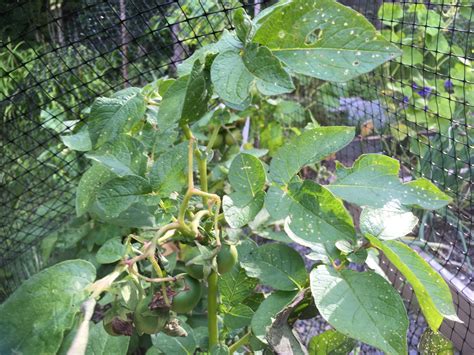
<box><xmin>0</xmin><ymin>0</ymin><xmax>472</xmax><ymax>352</ymax></box>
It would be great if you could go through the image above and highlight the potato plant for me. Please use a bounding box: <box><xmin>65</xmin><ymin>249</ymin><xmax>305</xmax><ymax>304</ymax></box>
<box><xmin>0</xmin><ymin>1</ymin><xmax>461</xmax><ymax>354</ymax></box>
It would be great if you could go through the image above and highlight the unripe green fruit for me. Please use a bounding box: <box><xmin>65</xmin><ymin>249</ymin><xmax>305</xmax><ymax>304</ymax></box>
<box><xmin>217</xmin><ymin>244</ymin><xmax>238</xmax><ymax>274</ymax></box>
<box><xmin>212</xmin><ymin>134</ymin><xmax>224</xmax><ymax>148</ymax></box>
<box><xmin>182</xmin><ymin>247</ymin><xmax>205</xmax><ymax>280</ymax></box>
<box><xmin>171</xmin><ymin>275</ymin><xmax>202</xmax><ymax>314</ymax></box>
<box><xmin>134</xmin><ymin>296</ymin><xmax>169</xmax><ymax>335</ymax></box>
<box><xmin>225</xmin><ymin>129</ymin><xmax>242</xmax><ymax>145</ymax></box>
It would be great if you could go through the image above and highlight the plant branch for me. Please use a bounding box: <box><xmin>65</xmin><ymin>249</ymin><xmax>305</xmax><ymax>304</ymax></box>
<box><xmin>207</xmin><ymin>270</ymin><xmax>219</xmax><ymax>348</ymax></box>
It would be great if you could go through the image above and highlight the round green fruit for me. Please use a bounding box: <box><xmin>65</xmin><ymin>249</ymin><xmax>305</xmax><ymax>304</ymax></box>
<box><xmin>171</xmin><ymin>276</ymin><xmax>202</xmax><ymax>313</ymax></box>
<box><xmin>217</xmin><ymin>244</ymin><xmax>238</xmax><ymax>274</ymax></box>
<box><xmin>212</xmin><ymin>134</ymin><xmax>224</xmax><ymax>149</ymax></box>
<box><xmin>182</xmin><ymin>247</ymin><xmax>205</xmax><ymax>280</ymax></box>
<box><xmin>134</xmin><ymin>296</ymin><xmax>169</xmax><ymax>335</ymax></box>
<box><xmin>225</xmin><ymin>129</ymin><xmax>242</xmax><ymax>145</ymax></box>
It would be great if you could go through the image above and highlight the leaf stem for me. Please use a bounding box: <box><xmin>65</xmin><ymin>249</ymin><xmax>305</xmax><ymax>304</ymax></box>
<box><xmin>207</xmin><ymin>270</ymin><xmax>219</xmax><ymax>348</ymax></box>
<box><xmin>148</xmin><ymin>255</ymin><xmax>171</xmax><ymax>306</ymax></box>
<box><xmin>228</xmin><ymin>331</ymin><xmax>251</xmax><ymax>354</ymax></box>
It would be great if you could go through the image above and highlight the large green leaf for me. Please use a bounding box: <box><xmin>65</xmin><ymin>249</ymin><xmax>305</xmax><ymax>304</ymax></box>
<box><xmin>211</xmin><ymin>44</ymin><xmax>294</xmax><ymax>106</ymax></box>
<box><xmin>149</xmin><ymin>142</ymin><xmax>188</xmax><ymax>196</ymax></box>
<box><xmin>251</xmin><ymin>290</ymin><xmax>298</xmax><ymax>343</ymax></box>
<box><xmin>86</xmin><ymin>322</ymin><xmax>130</xmax><ymax>355</ymax></box>
<box><xmin>96</xmin><ymin>237</ymin><xmax>126</xmax><ymax>264</ymax></box>
<box><xmin>241</xmin><ymin>243</ymin><xmax>307</xmax><ymax>291</ymax></box>
<box><xmin>269</xmin><ymin>127</ymin><xmax>354</xmax><ymax>185</ymax></box>
<box><xmin>76</xmin><ymin>163</ymin><xmax>115</xmax><ymax>216</ymax></box>
<box><xmin>158</xmin><ymin>59</ymin><xmax>211</xmax><ymax>130</ymax></box>
<box><xmin>0</xmin><ymin>260</ymin><xmax>96</xmax><ymax>354</ymax></box>
<box><xmin>366</xmin><ymin>235</ymin><xmax>460</xmax><ymax>331</ymax></box>
<box><xmin>88</xmin><ymin>88</ymin><xmax>146</xmax><ymax>147</ymax></box>
<box><xmin>308</xmin><ymin>330</ymin><xmax>356</xmax><ymax>355</ymax></box>
<box><xmin>360</xmin><ymin>200</ymin><xmax>419</xmax><ymax>240</ymax></box>
<box><xmin>328</xmin><ymin>154</ymin><xmax>452</xmax><ymax>209</ymax></box>
<box><xmin>211</xmin><ymin>50</ymin><xmax>254</xmax><ymax>106</ymax></box>
<box><xmin>253</xmin><ymin>0</ymin><xmax>401</xmax><ymax>82</ymax></box>
<box><xmin>310</xmin><ymin>265</ymin><xmax>408</xmax><ymax>354</ymax></box>
<box><xmin>268</xmin><ymin>181</ymin><xmax>355</xmax><ymax>258</ymax></box>
<box><xmin>224</xmin><ymin>153</ymin><xmax>266</xmax><ymax>228</ymax></box>
<box><xmin>86</xmin><ymin>135</ymin><xmax>147</xmax><ymax>177</ymax></box>
<box><xmin>95</xmin><ymin>175</ymin><xmax>154</xmax><ymax>219</ymax></box>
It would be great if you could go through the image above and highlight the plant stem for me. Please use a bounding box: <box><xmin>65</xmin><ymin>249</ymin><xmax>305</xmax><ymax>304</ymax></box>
<box><xmin>228</xmin><ymin>331</ymin><xmax>251</xmax><ymax>354</ymax></box>
<box><xmin>148</xmin><ymin>255</ymin><xmax>170</xmax><ymax>306</ymax></box>
<box><xmin>198</xmin><ymin>156</ymin><xmax>209</xmax><ymax>206</ymax></box>
<box><xmin>207</xmin><ymin>270</ymin><xmax>219</xmax><ymax>348</ymax></box>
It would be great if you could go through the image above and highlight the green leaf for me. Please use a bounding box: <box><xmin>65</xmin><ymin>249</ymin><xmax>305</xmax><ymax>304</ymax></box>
<box><xmin>210</xmin><ymin>344</ymin><xmax>230</xmax><ymax>355</ymax></box>
<box><xmin>366</xmin><ymin>235</ymin><xmax>460</xmax><ymax>331</ymax></box>
<box><xmin>158</xmin><ymin>59</ymin><xmax>211</xmax><ymax>130</ymax></box>
<box><xmin>223</xmin><ymin>191</ymin><xmax>265</xmax><ymax>228</ymax></box>
<box><xmin>241</xmin><ymin>243</ymin><xmax>307</xmax><ymax>291</ymax></box>
<box><xmin>88</xmin><ymin>88</ymin><xmax>146</xmax><ymax>147</ymax></box>
<box><xmin>229</xmin><ymin>153</ymin><xmax>266</xmax><ymax>193</ymax></box>
<box><xmin>149</xmin><ymin>142</ymin><xmax>188</xmax><ymax>196</ymax></box>
<box><xmin>151</xmin><ymin>319</ymin><xmax>196</xmax><ymax>354</ymax></box>
<box><xmin>269</xmin><ymin>126</ymin><xmax>355</xmax><ymax>185</ymax></box>
<box><xmin>419</xmin><ymin>329</ymin><xmax>454</xmax><ymax>355</ymax></box>
<box><xmin>86</xmin><ymin>322</ymin><xmax>130</xmax><ymax>355</ymax></box>
<box><xmin>61</xmin><ymin>129</ymin><xmax>92</xmax><ymax>152</ymax></box>
<box><xmin>95</xmin><ymin>175</ymin><xmax>153</xmax><ymax>219</ymax></box>
<box><xmin>219</xmin><ymin>266</ymin><xmax>258</xmax><ymax>307</ymax></box>
<box><xmin>0</xmin><ymin>260</ymin><xmax>96</xmax><ymax>354</ymax></box>
<box><xmin>96</xmin><ymin>237</ymin><xmax>126</xmax><ymax>264</ymax></box>
<box><xmin>328</xmin><ymin>154</ymin><xmax>452</xmax><ymax>209</ymax></box>
<box><xmin>224</xmin><ymin>153</ymin><xmax>267</xmax><ymax>228</ymax></box>
<box><xmin>234</xmin><ymin>8</ymin><xmax>254</xmax><ymax>44</ymax></box>
<box><xmin>76</xmin><ymin>163</ymin><xmax>115</xmax><ymax>216</ymax></box>
<box><xmin>277</xmin><ymin>181</ymin><xmax>356</xmax><ymax>257</ymax></box>
<box><xmin>86</xmin><ymin>135</ymin><xmax>147</xmax><ymax>177</ymax></box>
<box><xmin>310</xmin><ymin>265</ymin><xmax>408</xmax><ymax>354</ymax></box>
<box><xmin>211</xmin><ymin>50</ymin><xmax>253</xmax><ymax>106</ymax></box>
<box><xmin>360</xmin><ymin>200</ymin><xmax>419</xmax><ymax>240</ymax></box>
<box><xmin>308</xmin><ymin>329</ymin><xmax>357</xmax><ymax>355</ymax></box>
<box><xmin>242</xmin><ymin>44</ymin><xmax>295</xmax><ymax>95</ymax></box>
<box><xmin>223</xmin><ymin>303</ymin><xmax>254</xmax><ymax>329</ymax></box>
<box><xmin>253</xmin><ymin>0</ymin><xmax>401</xmax><ymax>82</ymax></box>
<box><xmin>251</xmin><ymin>290</ymin><xmax>298</xmax><ymax>343</ymax></box>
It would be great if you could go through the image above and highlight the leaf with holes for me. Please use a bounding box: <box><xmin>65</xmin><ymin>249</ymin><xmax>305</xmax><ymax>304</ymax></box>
<box><xmin>328</xmin><ymin>154</ymin><xmax>452</xmax><ymax>209</ymax></box>
<box><xmin>253</xmin><ymin>0</ymin><xmax>401</xmax><ymax>82</ymax></box>
<box><xmin>310</xmin><ymin>265</ymin><xmax>408</xmax><ymax>354</ymax></box>
<box><xmin>269</xmin><ymin>180</ymin><xmax>355</xmax><ymax>259</ymax></box>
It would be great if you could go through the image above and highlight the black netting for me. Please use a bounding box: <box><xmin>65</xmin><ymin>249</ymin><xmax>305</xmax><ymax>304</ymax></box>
<box><xmin>0</xmin><ymin>0</ymin><xmax>472</xmax><ymax>352</ymax></box>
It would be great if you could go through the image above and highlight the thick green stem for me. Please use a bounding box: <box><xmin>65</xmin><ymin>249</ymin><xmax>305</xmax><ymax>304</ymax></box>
<box><xmin>207</xmin><ymin>270</ymin><xmax>219</xmax><ymax>348</ymax></box>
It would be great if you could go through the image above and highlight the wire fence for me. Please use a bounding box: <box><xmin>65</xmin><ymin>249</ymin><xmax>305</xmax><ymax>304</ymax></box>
<box><xmin>0</xmin><ymin>0</ymin><xmax>472</xmax><ymax>352</ymax></box>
